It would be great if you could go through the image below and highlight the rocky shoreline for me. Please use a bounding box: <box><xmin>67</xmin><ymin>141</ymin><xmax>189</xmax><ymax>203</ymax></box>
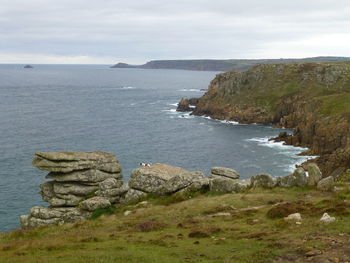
<box><xmin>20</xmin><ymin>151</ymin><xmax>334</xmax><ymax>229</ymax></box>
<box><xmin>177</xmin><ymin>62</ymin><xmax>350</xmax><ymax>178</ymax></box>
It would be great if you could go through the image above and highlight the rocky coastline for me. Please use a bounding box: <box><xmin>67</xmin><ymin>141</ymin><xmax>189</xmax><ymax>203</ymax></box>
<box><xmin>177</xmin><ymin>62</ymin><xmax>350</xmax><ymax>178</ymax></box>
<box><xmin>20</xmin><ymin>151</ymin><xmax>334</xmax><ymax>229</ymax></box>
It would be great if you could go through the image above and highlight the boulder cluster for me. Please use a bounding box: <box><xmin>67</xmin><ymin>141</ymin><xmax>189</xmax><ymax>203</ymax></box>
<box><xmin>246</xmin><ymin>163</ymin><xmax>334</xmax><ymax>191</ymax></box>
<box><xmin>20</xmin><ymin>151</ymin><xmax>334</xmax><ymax>229</ymax></box>
<box><xmin>20</xmin><ymin>151</ymin><xmax>127</xmax><ymax>229</ymax></box>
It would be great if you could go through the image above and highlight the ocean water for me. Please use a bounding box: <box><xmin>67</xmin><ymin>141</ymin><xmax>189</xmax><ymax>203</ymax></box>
<box><xmin>0</xmin><ymin>65</ymin><xmax>313</xmax><ymax>232</ymax></box>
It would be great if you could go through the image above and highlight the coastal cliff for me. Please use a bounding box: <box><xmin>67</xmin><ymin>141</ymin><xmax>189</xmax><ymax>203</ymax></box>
<box><xmin>183</xmin><ymin>62</ymin><xmax>350</xmax><ymax>177</ymax></box>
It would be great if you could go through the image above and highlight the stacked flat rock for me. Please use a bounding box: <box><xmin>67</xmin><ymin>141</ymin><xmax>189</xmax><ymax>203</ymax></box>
<box><xmin>20</xmin><ymin>151</ymin><xmax>126</xmax><ymax>229</ymax></box>
<box><xmin>208</xmin><ymin>167</ymin><xmax>250</xmax><ymax>193</ymax></box>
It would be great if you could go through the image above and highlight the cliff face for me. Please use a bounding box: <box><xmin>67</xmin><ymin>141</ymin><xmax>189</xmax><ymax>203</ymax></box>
<box><xmin>190</xmin><ymin>62</ymin><xmax>350</xmax><ymax>176</ymax></box>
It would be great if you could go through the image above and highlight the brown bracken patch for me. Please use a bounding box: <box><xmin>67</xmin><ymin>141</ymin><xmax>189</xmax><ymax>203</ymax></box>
<box><xmin>266</xmin><ymin>201</ymin><xmax>317</xmax><ymax>218</ymax></box>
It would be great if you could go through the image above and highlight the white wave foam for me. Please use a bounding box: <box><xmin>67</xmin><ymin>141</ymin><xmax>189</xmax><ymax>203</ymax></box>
<box><xmin>246</xmin><ymin>136</ymin><xmax>317</xmax><ymax>173</ymax></box>
<box><xmin>179</xmin><ymin>113</ymin><xmax>194</xmax><ymax>119</ymax></box>
<box><xmin>168</xmin><ymin>103</ymin><xmax>179</xmax><ymax>106</ymax></box>
<box><xmin>178</xmin><ymin>89</ymin><xmax>203</xmax><ymax>92</ymax></box>
<box><xmin>220</xmin><ymin>120</ymin><xmax>239</xmax><ymax>125</ymax></box>
<box><xmin>162</xmin><ymin>109</ymin><xmax>177</xmax><ymax>113</ymax></box>
<box><xmin>121</xmin><ymin>86</ymin><xmax>135</xmax><ymax>89</ymax></box>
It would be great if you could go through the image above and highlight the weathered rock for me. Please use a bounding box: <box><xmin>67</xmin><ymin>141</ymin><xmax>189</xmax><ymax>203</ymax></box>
<box><xmin>47</xmin><ymin>195</ymin><xmax>83</xmax><ymax>207</ymax></box>
<box><xmin>53</xmin><ymin>182</ymin><xmax>99</xmax><ymax>196</ymax></box>
<box><xmin>176</xmin><ymin>98</ymin><xmax>191</xmax><ymax>112</ymax></box>
<box><xmin>129</xmin><ymin>163</ymin><xmax>189</xmax><ymax>194</ymax></box>
<box><xmin>284</xmin><ymin>213</ymin><xmax>302</xmax><ymax>221</ymax></box>
<box><xmin>183</xmin><ymin>178</ymin><xmax>210</xmax><ymax>192</ymax></box>
<box><xmin>250</xmin><ymin>174</ymin><xmax>276</xmax><ymax>188</ymax></box>
<box><xmin>317</xmin><ymin>176</ymin><xmax>334</xmax><ymax>191</ymax></box>
<box><xmin>32</xmin><ymin>151</ymin><xmax>121</xmax><ymax>173</ymax></box>
<box><xmin>98</xmin><ymin>178</ymin><xmax>123</xmax><ymax>191</ymax></box>
<box><xmin>211</xmin><ymin>167</ymin><xmax>240</xmax><ymax>179</ymax></box>
<box><xmin>96</xmin><ymin>182</ymin><xmax>129</xmax><ymax>203</ymax></box>
<box><xmin>39</xmin><ymin>181</ymin><xmax>98</xmax><ymax>207</ymax></box>
<box><xmin>20</xmin><ymin>206</ymin><xmax>92</xmax><ymax>229</ymax></box>
<box><xmin>320</xmin><ymin>213</ymin><xmax>336</xmax><ymax>223</ymax></box>
<box><xmin>124</xmin><ymin>210</ymin><xmax>132</xmax><ymax>216</ymax></box>
<box><xmin>79</xmin><ymin>197</ymin><xmax>111</xmax><ymax>212</ymax></box>
<box><xmin>277</xmin><ymin>168</ymin><xmax>307</xmax><ymax>187</ymax></box>
<box><xmin>162</xmin><ymin>171</ymin><xmax>205</xmax><ymax>194</ymax></box>
<box><xmin>209</xmin><ymin>177</ymin><xmax>249</xmax><ymax>193</ymax></box>
<box><xmin>46</xmin><ymin>169</ymin><xmax>122</xmax><ymax>183</ymax></box>
<box><xmin>122</xmin><ymin>188</ymin><xmax>147</xmax><ymax>203</ymax></box>
<box><xmin>306</xmin><ymin>163</ymin><xmax>322</xmax><ymax>186</ymax></box>
<box><xmin>39</xmin><ymin>181</ymin><xmax>55</xmax><ymax>201</ymax></box>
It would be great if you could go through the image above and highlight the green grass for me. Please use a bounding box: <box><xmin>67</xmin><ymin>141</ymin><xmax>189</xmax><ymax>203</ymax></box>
<box><xmin>318</xmin><ymin>93</ymin><xmax>350</xmax><ymax>117</ymax></box>
<box><xmin>1</xmin><ymin>185</ymin><xmax>349</xmax><ymax>263</ymax></box>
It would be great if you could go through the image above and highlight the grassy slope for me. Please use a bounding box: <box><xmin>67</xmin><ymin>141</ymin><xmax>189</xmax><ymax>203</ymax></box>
<box><xmin>1</xmin><ymin>185</ymin><xmax>350</xmax><ymax>263</ymax></box>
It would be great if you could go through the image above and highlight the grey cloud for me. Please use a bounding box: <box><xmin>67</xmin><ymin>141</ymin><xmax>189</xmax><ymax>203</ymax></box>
<box><xmin>0</xmin><ymin>0</ymin><xmax>349</xmax><ymax>63</ymax></box>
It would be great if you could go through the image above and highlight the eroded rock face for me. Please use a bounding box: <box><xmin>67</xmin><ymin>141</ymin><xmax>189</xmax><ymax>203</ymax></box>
<box><xmin>32</xmin><ymin>151</ymin><xmax>121</xmax><ymax>173</ymax></box>
<box><xmin>162</xmin><ymin>171</ymin><xmax>206</xmax><ymax>194</ymax></box>
<box><xmin>306</xmin><ymin>163</ymin><xmax>323</xmax><ymax>186</ymax></box>
<box><xmin>176</xmin><ymin>98</ymin><xmax>199</xmax><ymax>112</ymax></box>
<box><xmin>209</xmin><ymin>177</ymin><xmax>249</xmax><ymax>193</ymax></box>
<box><xmin>20</xmin><ymin>151</ymin><xmax>126</xmax><ymax>229</ymax></box>
<box><xmin>46</xmin><ymin>169</ymin><xmax>122</xmax><ymax>183</ymax></box>
<box><xmin>317</xmin><ymin>176</ymin><xmax>334</xmax><ymax>191</ymax></box>
<box><xmin>129</xmin><ymin>163</ymin><xmax>194</xmax><ymax>194</ymax></box>
<box><xmin>122</xmin><ymin>188</ymin><xmax>147</xmax><ymax>203</ymax></box>
<box><xmin>20</xmin><ymin>206</ymin><xmax>92</xmax><ymax>229</ymax></box>
<box><xmin>79</xmin><ymin>197</ymin><xmax>111</xmax><ymax>212</ymax></box>
<box><xmin>277</xmin><ymin>168</ymin><xmax>307</xmax><ymax>187</ymax></box>
<box><xmin>250</xmin><ymin>174</ymin><xmax>276</xmax><ymax>188</ymax></box>
<box><xmin>211</xmin><ymin>167</ymin><xmax>240</xmax><ymax>179</ymax></box>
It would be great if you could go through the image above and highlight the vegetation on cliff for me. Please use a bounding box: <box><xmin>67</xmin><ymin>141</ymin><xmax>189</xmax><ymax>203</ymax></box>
<box><xmin>190</xmin><ymin>62</ymin><xmax>350</xmax><ymax>177</ymax></box>
<box><xmin>110</xmin><ymin>57</ymin><xmax>350</xmax><ymax>72</ymax></box>
<box><xmin>1</xmin><ymin>184</ymin><xmax>350</xmax><ymax>263</ymax></box>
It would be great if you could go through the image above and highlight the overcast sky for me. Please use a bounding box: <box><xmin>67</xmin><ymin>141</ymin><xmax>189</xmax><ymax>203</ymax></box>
<box><xmin>1</xmin><ymin>0</ymin><xmax>350</xmax><ymax>64</ymax></box>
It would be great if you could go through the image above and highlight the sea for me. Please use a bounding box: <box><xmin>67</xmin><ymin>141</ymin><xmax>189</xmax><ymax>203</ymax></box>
<box><xmin>0</xmin><ymin>64</ymin><xmax>314</xmax><ymax>232</ymax></box>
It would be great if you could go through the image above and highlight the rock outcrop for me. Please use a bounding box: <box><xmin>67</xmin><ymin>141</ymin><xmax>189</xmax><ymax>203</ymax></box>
<box><xmin>20</xmin><ymin>153</ymin><xmax>329</xmax><ymax>229</ymax></box>
<box><xmin>317</xmin><ymin>176</ymin><xmax>335</xmax><ymax>191</ymax></box>
<box><xmin>277</xmin><ymin>168</ymin><xmax>308</xmax><ymax>187</ymax></box>
<box><xmin>128</xmin><ymin>163</ymin><xmax>208</xmax><ymax>195</ymax></box>
<box><xmin>20</xmin><ymin>151</ymin><xmax>127</xmax><ymax>229</ymax></box>
<box><xmin>250</xmin><ymin>174</ymin><xmax>276</xmax><ymax>188</ymax></box>
<box><xmin>210</xmin><ymin>167</ymin><xmax>240</xmax><ymax>179</ymax></box>
<box><xmin>209</xmin><ymin>177</ymin><xmax>249</xmax><ymax>193</ymax></box>
<box><xmin>306</xmin><ymin>163</ymin><xmax>323</xmax><ymax>186</ymax></box>
<box><xmin>176</xmin><ymin>98</ymin><xmax>199</xmax><ymax>112</ymax></box>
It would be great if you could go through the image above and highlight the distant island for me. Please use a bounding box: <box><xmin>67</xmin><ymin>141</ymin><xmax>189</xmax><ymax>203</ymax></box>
<box><xmin>24</xmin><ymin>65</ymin><xmax>34</xmax><ymax>69</ymax></box>
<box><xmin>111</xmin><ymin>56</ymin><xmax>350</xmax><ymax>71</ymax></box>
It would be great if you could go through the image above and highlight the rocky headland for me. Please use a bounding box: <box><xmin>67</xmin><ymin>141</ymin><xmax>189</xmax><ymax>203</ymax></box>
<box><xmin>178</xmin><ymin>62</ymin><xmax>350</xmax><ymax>178</ymax></box>
<box><xmin>110</xmin><ymin>57</ymin><xmax>350</xmax><ymax>71</ymax></box>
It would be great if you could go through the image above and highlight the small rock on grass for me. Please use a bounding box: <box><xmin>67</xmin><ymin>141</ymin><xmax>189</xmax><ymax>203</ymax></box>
<box><xmin>124</xmin><ymin>210</ymin><xmax>132</xmax><ymax>216</ymax></box>
<box><xmin>320</xmin><ymin>213</ymin><xmax>336</xmax><ymax>223</ymax></box>
<box><xmin>284</xmin><ymin>213</ymin><xmax>302</xmax><ymax>221</ymax></box>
